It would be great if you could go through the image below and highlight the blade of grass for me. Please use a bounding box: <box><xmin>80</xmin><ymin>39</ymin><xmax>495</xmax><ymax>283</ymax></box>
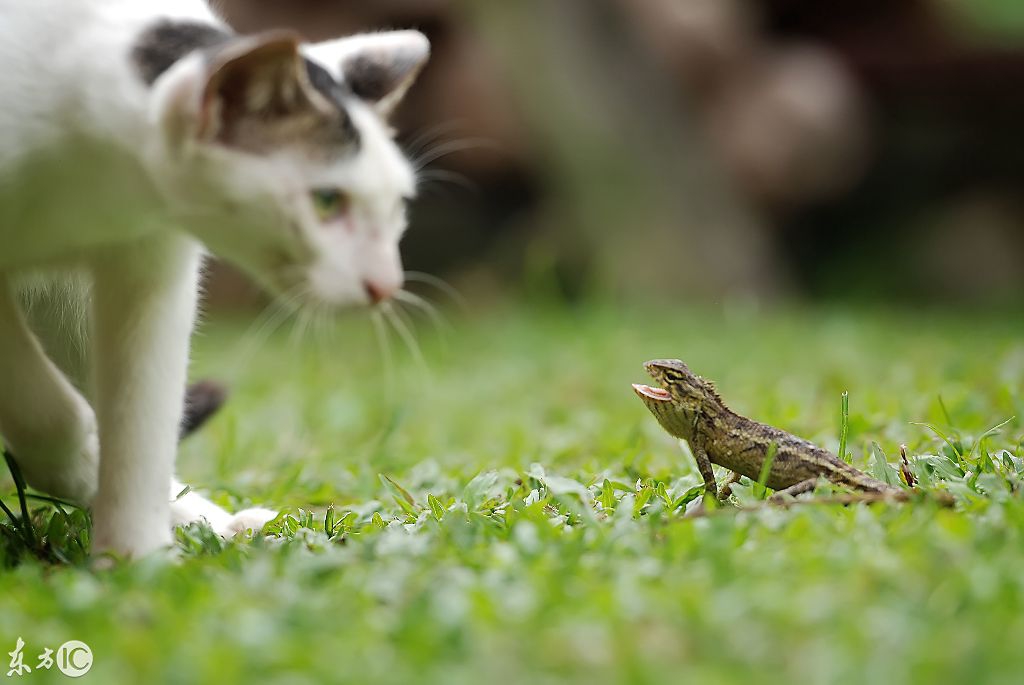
<box><xmin>0</xmin><ymin>496</ymin><xmax>20</xmax><ymax>531</ymax></box>
<box><xmin>3</xmin><ymin>451</ymin><xmax>36</xmax><ymax>549</ymax></box>
<box><xmin>753</xmin><ymin>441</ymin><xmax>779</xmax><ymax>500</ymax></box>
<box><xmin>25</xmin><ymin>493</ymin><xmax>79</xmax><ymax>509</ymax></box>
<box><xmin>838</xmin><ymin>391</ymin><xmax>850</xmax><ymax>464</ymax></box>
<box><xmin>911</xmin><ymin>422</ymin><xmax>964</xmax><ymax>466</ymax></box>
<box><xmin>0</xmin><ymin>522</ymin><xmax>20</xmax><ymax>544</ymax></box>
<box><xmin>380</xmin><ymin>474</ymin><xmax>416</xmax><ymax>507</ymax></box>
<box><xmin>324</xmin><ymin>504</ymin><xmax>336</xmax><ymax>536</ymax></box>
<box><xmin>937</xmin><ymin>395</ymin><xmax>953</xmax><ymax>426</ymax></box>
<box><xmin>967</xmin><ymin>416</ymin><xmax>1015</xmax><ymax>461</ymax></box>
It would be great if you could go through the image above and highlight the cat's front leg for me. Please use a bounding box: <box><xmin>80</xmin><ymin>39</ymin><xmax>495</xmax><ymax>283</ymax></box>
<box><xmin>90</xmin><ymin>236</ymin><xmax>202</xmax><ymax>557</ymax></box>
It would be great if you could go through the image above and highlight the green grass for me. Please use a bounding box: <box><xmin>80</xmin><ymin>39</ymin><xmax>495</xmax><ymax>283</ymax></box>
<box><xmin>3</xmin><ymin>299</ymin><xmax>1024</xmax><ymax>684</ymax></box>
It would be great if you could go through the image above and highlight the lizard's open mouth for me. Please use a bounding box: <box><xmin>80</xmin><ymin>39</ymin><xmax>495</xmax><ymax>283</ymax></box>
<box><xmin>632</xmin><ymin>383</ymin><xmax>671</xmax><ymax>402</ymax></box>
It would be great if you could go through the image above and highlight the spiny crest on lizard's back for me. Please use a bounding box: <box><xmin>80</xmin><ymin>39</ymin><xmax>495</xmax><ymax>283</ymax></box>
<box><xmin>698</xmin><ymin>375</ymin><xmax>725</xmax><ymax>406</ymax></box>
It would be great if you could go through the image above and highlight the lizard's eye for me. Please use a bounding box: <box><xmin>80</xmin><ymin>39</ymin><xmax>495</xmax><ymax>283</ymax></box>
<box><xmin>310</xmin><ymin>188</ymin><xmax>351</xmax><ymax>223</ymax></box>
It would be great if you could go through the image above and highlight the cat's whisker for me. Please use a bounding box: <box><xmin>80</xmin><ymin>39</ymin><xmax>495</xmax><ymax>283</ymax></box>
<box><xmin>412</xmin><ymin>137</ymin><xmax>497</xmax><ymax>171</ymax></box>
<box><xmin>305</xmin><ymin>302</ymin><xmax>324</xmax><ymax>349</ymax></box>
<box><xmin>417</xmin><ymin>168</ymin><xmax>477</xmax><ymax>193</ymax></box>
<box><xmin>288</xmin><ymin>302</ymin><xmax>318</xmax><ymax>352</ymax></box>
<box><xmin>307</xmin><ymin>305</ymin><xmax>324</xmax><ymax>347</ymax></box>
<box><xmin>402</xmin><ymin>123</ymin><xmax>455</xmax><ymax>156</ymax></box>
<box><xmin>324</xmin><ymin>303</ymin><xmax>345</xmax><ymax>348</ymax></box>
<box><xmin>232</xmin><ymin>284</ymin><xmax>305</xmax><ymax>374</ymax></box>
<box><xmin>370</xmin><ymin>308</ymin><xmax>397</xmax><ymax>396</ymax></box>
<box><xmin>286</xmin><ymin>307</ymin><xmax>305</xmax><ymax>351</ymax></box>
<box><xmin>401</xmin><ymin>120</ymin><xmax>468</xmax><ymax>160</ymax></box>
<box><xmin>313</xmin><ymin>302</ymin><xmax>335</xmax><ymax>353</ymax></box>
<box><xmin>237</xmin><ymin>300</ymin><xmax>294</xmax><ymax>360</ymax></box>
<box><xmin>381</xmin><ymin>302</ymin><xmax>431</xmax><ymax>380</ymax></box>
<box><xmin>387</xmin><ymin>299</ymin><xmax>420</xmax><ymax>345</ymax></box>
<box><xmin>308</xmin><ymin>302</ymin><xmax>325</xmax><ymax>351</ymax></box>
<box><xmin>415</xmin><ymin>169</ymin><xmax>478</xmax><ymax>203</ymax></box>
<box><xmin>403</xmin><ymin>271</ymin><xmax>468</xmax><ymax>310</ymax></box>
<box><xmin>394</xmin><ymin>289</ymin><xmax>452</xmax><ymax>340</ymax></box>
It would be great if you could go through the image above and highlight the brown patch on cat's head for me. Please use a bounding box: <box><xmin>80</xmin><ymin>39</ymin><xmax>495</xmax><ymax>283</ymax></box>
<box><xmin>133</xmin><ymin>20</ymin><xmax>232</xmax><ymax>86</ymax></box>
<box><xmin>343</xmin><ymin>49</ymin><xmax>427</xmax><ymax>116</ymax></box>
<box><xmin>306</xmin><ymin>31</ymin><xmax>430</xmax><ymax>119</ymax></box>
<box><xmin>199</xmin><ymin>32</ymin><xmax>359</xmax><ymax>158</ymax></box>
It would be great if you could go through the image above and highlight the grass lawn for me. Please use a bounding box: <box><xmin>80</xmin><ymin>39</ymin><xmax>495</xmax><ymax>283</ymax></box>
<box><xmin>3</xmin><ymin>298</ymin><xmax>1024</xmax><ymax>684</ymax></box>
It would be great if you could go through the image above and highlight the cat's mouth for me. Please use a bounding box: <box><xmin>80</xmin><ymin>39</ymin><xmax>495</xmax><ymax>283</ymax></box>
<box><xmin>632</xmin><ymin>383</ymin><xmax>671</xmax><ymax>402</ymax></box>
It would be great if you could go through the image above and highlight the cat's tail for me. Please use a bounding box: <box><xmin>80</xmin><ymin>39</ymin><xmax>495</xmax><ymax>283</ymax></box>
<box><xmin>180</xmin><ymin>380</ymin><xmax>228</xmax><ymax>440</ymax></box>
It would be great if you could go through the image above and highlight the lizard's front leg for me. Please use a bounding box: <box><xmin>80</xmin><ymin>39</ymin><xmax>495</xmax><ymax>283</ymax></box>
<box><xmin>689</xmin><ymin>441</ymin><xmax>719</xmax><ymax>501</ymax></box>
<box><xmin>90</xmin><ymin>236</ymin><xmax>201</xmax><ymax>557</ymax></box>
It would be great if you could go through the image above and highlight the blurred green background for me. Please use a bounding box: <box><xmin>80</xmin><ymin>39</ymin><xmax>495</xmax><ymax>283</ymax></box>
<box><xmin>213</xmin><ymin>0</ymin><xmax>1024</xmax><ymax>308</ymax></box>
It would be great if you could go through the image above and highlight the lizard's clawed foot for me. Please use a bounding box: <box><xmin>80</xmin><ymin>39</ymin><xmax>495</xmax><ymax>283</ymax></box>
<box><xmin>716</xmin><ymin>472</ymin><xmax>743</xmax><ymax>501</ymax></box>
<box><xmin>692</xmin><ymin>483</ymin><xmax>734</xmax><ymax>515</ymax></box>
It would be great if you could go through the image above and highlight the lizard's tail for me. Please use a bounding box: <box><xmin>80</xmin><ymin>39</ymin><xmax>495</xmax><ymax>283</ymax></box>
<box><xmin>831</xmin><ymin>459</ymin><xmax>900</xmax><ymax>494</ymax></box>
<box><xmin>827</xmin><ymin>456</ymin><xmax>954</xmax><ymax>505</ymax></box>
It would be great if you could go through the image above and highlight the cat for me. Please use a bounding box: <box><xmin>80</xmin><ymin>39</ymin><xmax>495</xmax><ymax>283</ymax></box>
<box><xmin>0</xmin><ymin>0</ymin><xmax>428</xmax><ymax>557</ymax></box>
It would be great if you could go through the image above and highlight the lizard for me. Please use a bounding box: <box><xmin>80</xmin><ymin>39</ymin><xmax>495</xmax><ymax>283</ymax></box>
<box><xmin>632</xmin><ymin>358</ymin><xmax>907</xmax><ymax>502</ymax></box>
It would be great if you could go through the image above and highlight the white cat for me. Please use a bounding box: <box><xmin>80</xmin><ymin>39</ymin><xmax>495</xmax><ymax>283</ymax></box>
<box><xmin>0</xmin><ymin>0</ymin><xmax>428</xmax><ymax>557</ymax></box>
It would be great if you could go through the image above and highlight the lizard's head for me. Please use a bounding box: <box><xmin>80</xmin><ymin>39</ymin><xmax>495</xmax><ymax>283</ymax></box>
<box><xmin>632</xmin><ymin>359</ymin><xmax>707</xmax><ymax>439</ymax></box>
<box><xmin>634</xmin><ymin>359</ymin><xmax>708</xmax><ymax>412</ymax></box>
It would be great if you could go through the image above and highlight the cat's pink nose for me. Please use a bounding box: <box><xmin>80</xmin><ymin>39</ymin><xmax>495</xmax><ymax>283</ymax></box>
<box><xmin>363</xmin><ymin>279</ymin><xmax>396</xmax><ymax>304</ymax></box>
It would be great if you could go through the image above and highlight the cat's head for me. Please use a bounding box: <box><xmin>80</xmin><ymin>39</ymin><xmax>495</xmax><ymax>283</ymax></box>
<box><xmin>145</xmin><ymin>28</ymin><xmax>429</xmax><ymax>307</ymax></box>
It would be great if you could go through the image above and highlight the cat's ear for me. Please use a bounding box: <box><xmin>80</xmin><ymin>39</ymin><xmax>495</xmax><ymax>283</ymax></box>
<box><xmin>154</xmin><ymin>30</ymin><xmax>338</xmax><ymax>151</ymax></box>
<box><xmin>198</xmin><ymin>31</ymin><xmax>339</xmax><ymax>147</ymax></box>
<box><xmin>304</xmin><ymin>30</ymin><xmax>429</xmax><ymax>117</ymax></box>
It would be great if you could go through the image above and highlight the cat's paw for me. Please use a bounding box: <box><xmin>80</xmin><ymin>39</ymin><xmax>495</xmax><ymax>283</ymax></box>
<box><xmin>217</xmin><ymin>507</ymin><xmax>279</xmax><ymax>537</ymax></box>
<box><xmin>17</xmin><ymin>419</ymin><xmax>99</xmax><ymax>504</ymax></box>
<box><xmin>169</xmin><ymin>484</ymin><xmax>276</xmax><ymax>537</ymax></box>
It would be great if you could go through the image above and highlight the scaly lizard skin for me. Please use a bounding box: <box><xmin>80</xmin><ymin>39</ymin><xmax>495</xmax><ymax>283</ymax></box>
<box><xmin>633</xmin><ymin>359</ymin><xmax>901</xmax><ymax>499</ymax></box>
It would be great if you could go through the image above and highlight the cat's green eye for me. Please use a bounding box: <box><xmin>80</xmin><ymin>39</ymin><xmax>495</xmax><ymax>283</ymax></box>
<box><xmin>310</xmin><ymin>188</ymin><xmax>350</xmax><ymax>222</ymax></box>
